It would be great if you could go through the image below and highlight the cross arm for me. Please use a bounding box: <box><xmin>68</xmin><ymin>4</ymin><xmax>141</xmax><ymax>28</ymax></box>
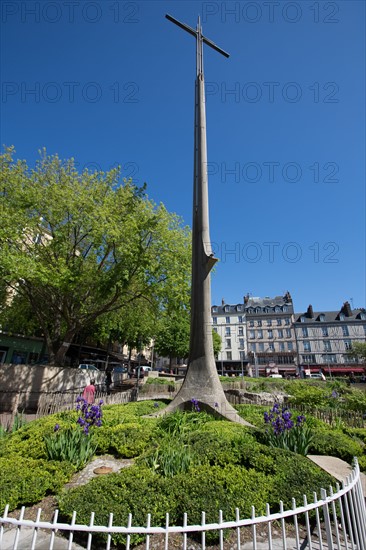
<box><xmin>165</xmin><ymin>14</ymin><xmax>230</xmax><ymax>58</ymax></box>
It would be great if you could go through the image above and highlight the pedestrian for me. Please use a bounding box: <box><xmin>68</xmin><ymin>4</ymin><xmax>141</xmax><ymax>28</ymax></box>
<box><xmin>105</xmin><ymin>369</ymin><xmax>112</xmax><ymax>395</ymax></box>
<box><xmin>82</xmin><ymin>379</ymin><xmax>96</xmax><ymax>404</ymax></box>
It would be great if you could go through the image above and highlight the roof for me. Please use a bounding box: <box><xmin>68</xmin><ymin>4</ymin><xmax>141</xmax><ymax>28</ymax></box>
<box><xmin>294</xmin><ymin>309</ymin><xmax>366</xmax><ymax>324</ymax></box>
<box><xmin>212</xmin><ymin>294</ymin><xmax>293</xmax><ymax>315</ymax></box>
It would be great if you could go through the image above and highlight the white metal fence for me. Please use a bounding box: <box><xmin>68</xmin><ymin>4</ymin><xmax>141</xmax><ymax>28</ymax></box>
<box><xmin>1</xmin><ymin>460</ymin><xmax>365</xmax><ymax>550</ymax></box>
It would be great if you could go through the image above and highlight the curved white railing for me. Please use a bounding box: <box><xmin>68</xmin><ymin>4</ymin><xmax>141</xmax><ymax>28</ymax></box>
<box><xmin>1</xmin><ymin>459</ymin><xmax>365</xmax><ymax>550</ymax></box>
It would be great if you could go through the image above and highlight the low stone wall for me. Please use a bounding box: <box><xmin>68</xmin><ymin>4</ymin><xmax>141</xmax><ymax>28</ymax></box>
<box><xmin>0</xmin><ymin>364</ymin><xmax>106</xmax><ymax>412</ymax></box>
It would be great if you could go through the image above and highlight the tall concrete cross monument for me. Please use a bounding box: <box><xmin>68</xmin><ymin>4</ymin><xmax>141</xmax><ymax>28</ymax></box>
<box><xmin>163</xmin><ymin>14</ymin><xmax>250</xmax><ymax>425</ymax></box>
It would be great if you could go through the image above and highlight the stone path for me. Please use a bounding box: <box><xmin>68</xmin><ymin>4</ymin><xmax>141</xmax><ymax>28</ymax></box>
<box><xmin>308</xmin><ymin>454</ymin><xmax>366</xmax><ymax>497</ymax></box>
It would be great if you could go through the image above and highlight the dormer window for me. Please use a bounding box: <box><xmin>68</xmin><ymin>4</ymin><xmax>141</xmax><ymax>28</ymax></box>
<box><xmin>237</xmin><ymin>305</ymin><xmax>242</xmax><ymax>312</ymax></box>
<box><xmin>255</xmin><ymin>307</ymin><xmax>261</xmax><ymax>313</ymax></box>
<box><xmin>225</xmin><ymin>305</ymin><xmax>230</xmax><ymax>313</ymax></box>
<box><xmin>360</xmin><ymin>313</ymin><xmax>366</xmax><ymax>320</ymax></box>
<box><xmin>283</xmin><ymin>306</ymin><xmax>288</xmax><ymax>312</ymax></box>
<box><xmin>212</xmin><ymin>306</ymin><xmax>218</xmax><ymax>313</ymax></box>
<box><xmin>319</xmin><ymin>314</ymin><xmax>325</xmax><ymax>322</ymax></box>
<box><xmin>300</xmin><ymin>316</ymin><xmax>305</xmax><ymax>323</ymax></box>
<box><xmin>339</xmin><ymin>313</ymin><xmax>345</xmax><ymax>321</ymax></box>
<box><xmin>275</xmin><ymin>306</ymin><xmax>280</xmax><ymax>313</ymax></box>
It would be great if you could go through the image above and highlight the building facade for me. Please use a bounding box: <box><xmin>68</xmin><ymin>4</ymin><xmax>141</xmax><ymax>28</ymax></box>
<box><xmin>211</xmin><ymin>294</ymin><xmax>366</xmax><ymax>377</ymax></box>
<box><xmin>294</xmin><ymin>302</ymin><xmax>366</xmax><ymax>375</ymax></box>
<box><xmin>243</xmin><ymin>292</ymin><xmax>297</xmax><ymax>375</ymax></box>
<box><xmin>211</xmin><ymin>301</ymin><xmax>247</xmax><ymax>375</ymax></box>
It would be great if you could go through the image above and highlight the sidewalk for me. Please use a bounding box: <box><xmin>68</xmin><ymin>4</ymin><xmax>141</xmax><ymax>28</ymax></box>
<box><xmin>308</xmin><ymin>455</ymin><xmax>366</xmax><ymax>497</ymax></box>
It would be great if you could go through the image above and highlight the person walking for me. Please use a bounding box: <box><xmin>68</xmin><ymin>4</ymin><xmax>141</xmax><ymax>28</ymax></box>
<box><xmin>82</xmin><ymin>379</ymin><xmax>96</xmax><ymax>404</ymax></box>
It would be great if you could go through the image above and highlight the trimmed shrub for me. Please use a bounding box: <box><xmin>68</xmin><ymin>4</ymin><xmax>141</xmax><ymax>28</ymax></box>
<box><xmin>309</xmin><ymin>429</ymin><xmax>364</xmax><ymax>463</ymax></box>
<box><xmin>171</xmin><ymin>464</ymin><xmax>270</xmax><ymax>542</ymax></box>
<box><xmin>187</xmin><ymin>422</ymin><xmax>257</xmax><ymax>466</ymax></box>
<box><xmin>58</xmin><ymin>466</ymin><xmax>174</xmax><ymax>548</ymax></box>
<box><xmin>93</xmin><ymin>422</ymin><xmax>154</xmax><ymax>457</ymax></box>
<box><xmin>0</xmin><ymin>457</ymin><xmax>74</xmax><ymax>513</ymax></box>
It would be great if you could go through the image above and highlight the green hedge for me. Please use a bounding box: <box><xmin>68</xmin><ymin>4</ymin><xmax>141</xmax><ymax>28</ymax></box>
<box><xmin>0</xmin><ymin>457</ymin><xmax>74</xmax><ymax>513</ymax></box>
<box><xmin>93</xmin><ymin>422</ymin><xmax>155</xmax><ymax>457</ymax></box>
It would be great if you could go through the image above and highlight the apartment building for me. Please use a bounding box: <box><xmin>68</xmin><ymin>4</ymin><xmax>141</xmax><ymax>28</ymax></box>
<box><xmin>211</xmin><ymin>301</ymin><xmax>247</xmax><ymax>375</ymax></box>
<box><xmin>211</xmin><ymin>292</ymin><xmax>296</xmax><ymax>376</ymax></box>
<box><xmin>294</xmin><ymin>302</ymin><xmax>366</xmax><ymax>375</ymax></box>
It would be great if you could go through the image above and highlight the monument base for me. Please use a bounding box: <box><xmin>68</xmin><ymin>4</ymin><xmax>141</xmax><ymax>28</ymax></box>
<box><xmin>153</xmin><ymin>356</ymin><xmax>253</xmax><ymax>426</ymax></box>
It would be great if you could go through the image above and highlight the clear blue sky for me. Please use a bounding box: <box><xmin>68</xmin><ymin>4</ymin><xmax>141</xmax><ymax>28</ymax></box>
<box><xmin>1</xmin><ymin>0</ymin><xmax>365</xmax><ymax>313</ymax></box>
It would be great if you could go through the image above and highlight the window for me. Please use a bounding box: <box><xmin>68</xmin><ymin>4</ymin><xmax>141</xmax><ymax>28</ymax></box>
<box><xmin>237</xmin><ymin>305</ymin><xmax>242</xmax><ymax>312</ymax></box>
<box><xmin>277</xmin><ymin>318</ymin><xmax>282</xmax><ymax>326</ymax></box>
<box><xmin>226</xmin><ymin>316</ymin><xmax>230</xmax><ymax>324</ymax></box>
<box><xmin>213</xmin><ymin>327</ymin><xmax>218</xmax><ymax>333</ymax></box>
<box><xmin>287</xmin><ymin>342</ymin><xmax>293</xmax><ymax>351</ymax></box>
<box><xmin>238</xmin><ymin>326</ymin><xmax>244</xmax><ymax>336</ymax></box>
<box><xmin>319</xmin><ymin>314</ymin><xmax>325</xmax><ymax>322</ymax></box>
<box><xmin>258</xmin><ymin>343</ymin><xmax>264</xmax><ymax>352</ymax></box>
<box><xmin>212</xmin><ymin>306</ymin><xmax>218</xmax><ymax>313</ymax></box>
<box><xmin>323</xmin><ymin>340</ymin><xmax>331</xmax><ymax>352</ymax></box>
<box><xmin>226</xmin><ymin>351</ymin><xmax>232</xmax><ymax>360</ymax></box>
<box><xmin>304</xmin><ymin>341</ymin><xmax>311</xmax><ymax>352</ymax></box>
<box><xmin>344</xmin><ymin>340</ymin><xmax>352</xmax><ymax>350</ymax></box>
<box><xmin>225</xmin><ymin>339</ymin><xmax>231</xmax><ymax>349</ymax></box>
<box><xmin>257</xmin><ymin>320</ymin><xmax>262</xmax><ymax>327</ymax></box>
<box><xmin>322</xmin><ymin>326</ymin><xmax>329</xmax><ymax>337</ymax></box>
<box><xmin>249</xmin><ymin>330</ymin><xmax>255</xmax><ymax>339</ymax></box>
<box><xmin>286</xmin><ymin>328</ymin><xmax>292</xmax><ymax>338</ymax></box>
<box><xmin>283</xmin><ymin>306</ymin><xmax>288</xmax><ymax>312</ymax></box>
<box><xmin>364</xmin><ymin>325</ymin><xmax>366</xmax><ymax>335</ymax></box>
<box><xmin>324</xmin><ymin>354</ymin><xmax>337</xmax><ymax>363</ymax></box>
<box><xmin>267</xmin><ymin>319</ymin><xmax>272</xmax><ymax>326</ymax></box>
<box><xmin>212</xmin><ymin>317</ymin><xmax>217</xmax><ymax>324</ymax></box>
<box><xmin>360</xmin><ymin>313</ymin><xmax>366</xmax><ymax>320</ymax></box>
<box><xmin>342</xmin><ymin>326</ymin><xmax>349</xmax><ymax>337</ymax></box>
<box><xmin>225</xmin><ymin>327</ymin><xmax>231</xmax><ymax>336</ymax></box>
<box><xmin>268</xmin><ymin>343</ymin><xmax>275</xmax><ymax>351</ymax></box>
<box><xmin>275</xmin><ymin>306</ymin><xmax>280</xmax><ymax>313</ymax></box>
<box><xmin>239</xmin><ymin>338</ymin><xmax>245</xmax><ymax>349</ymax></box>
<box><xmin>339</xmin><ymin>313</ymin><xmax>345</xmax><ymax>321</ymax></box>
<box><xmin>302</xmin><ymin>327</ymin><xmax>308</xmax><ymax>337</ymax></box>
<box><xmin>238</xmin><ymin>315</ymin><xmax>243</xmax><ymax>323</ymax></box>
<box><xmin>285</xmin><ymin>318</ymin><xmax>290</xmax><ymax>325</ymax></box>
<box><xmin>278</xmin><ymin>329</ymin><xmax>283</xmax><ymax>338</ymax></box>
<box><xmin>239</xmin><ymin>351</ymin><xmax>245</xmax><ymax>360</ymax></box>
<box><xmin>250</xmin><ymin>343</ymin><xmax>256</xmax><ymax>352</ymax></box>
<box><xmin>249</xmin><ymin>319</ymin><xmax>254</xmax><ymax>327</ymax></box>
<box><xmin>300</xmin><ymin>316</ymin><xmax>305</xmax><ymax>323</ymax></box>
<box><xmin>258</xmin><ymin>329</ymin><xmax>263</xmax><ymax>339</ymax></box>
<box><xmin>225</xmin><ymin>305</ymin><xmax>230</xmax><ymax>312</ymax></box>
<box><xmin>302</xmin><ymin>354</ymin><xmax>316</xmax><ymax>363</ymax></box>
<box><xmin>279</xmin><ymin>342</ymin><xmax>285</xmax><ymax>351</ymax></box>
<box><xmin>268</xmin><ymin>329</ymin><xmax>273</xmax><ymax>339</ymax></box>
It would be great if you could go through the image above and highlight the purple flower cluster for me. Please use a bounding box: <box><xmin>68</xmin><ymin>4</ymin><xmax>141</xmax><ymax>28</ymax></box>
<box><xmin>191</xmin><ymin>398</ymin><xmax>200</xmax><ymax>412</ymax></box>
<box><xmin>75</xmin><ymin>396</ymin><xmax>103</xmax><ymax>435</ymax></box>
<box><xmin>264</xmin><ymin>403</ymin><xmax>305</xmax><ymax>436</ymax></box>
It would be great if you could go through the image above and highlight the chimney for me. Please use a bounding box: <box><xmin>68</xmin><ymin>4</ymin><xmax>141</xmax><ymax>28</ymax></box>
<box><xmin>342</xmin><ymin>301</ymin><xmax>352</xmax><ymax>317</ymax></box>
<box><xmin>221</xmin><ymin>298</ymin><xmax>225</xmax><ymax>306</ymax></box>
<box><xmin>244</xmin><ymin>294</ymin><xmax>250</xmax><ymax>304</ymax></box>
<box><xmin>307</xmin><ymin>305</ymin><xmax>314</xmax><ymax>318</ymax></box>
<box><xmin>284</xmin><ymin>291</ymin><xmax>292</xmax><ymax>302</ymax></box>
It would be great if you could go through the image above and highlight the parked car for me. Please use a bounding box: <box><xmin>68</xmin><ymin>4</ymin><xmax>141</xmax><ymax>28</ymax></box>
<box><xmin>78</xmin><ymin>364</ymin><xmax>100</xmax><ymax>371</ymax></box>
<box><xmin>268</xmin><ymin>374</ymin><xmax>283</xmax><ymax>379</ymax></box>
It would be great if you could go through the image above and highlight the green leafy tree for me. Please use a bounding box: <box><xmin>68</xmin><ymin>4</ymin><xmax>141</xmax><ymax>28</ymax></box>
<box><xmin>154</xmin><ymin>311</ymin><xmax>190</xmax><ymax>369</ymax></box>
<box><xmin>212</xmin><ymin>329</ymin><xmax>222</xmax><ymax>358</ymax></box>
<box><xmin>0</xmin><ymin>148</ymin><xmax>191</xmax><ymax>365</ymax></box>
<box><xmin>348</xmin><ymin>342</ymin><xmax>366</xmax><ymax>363</ymax></box>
